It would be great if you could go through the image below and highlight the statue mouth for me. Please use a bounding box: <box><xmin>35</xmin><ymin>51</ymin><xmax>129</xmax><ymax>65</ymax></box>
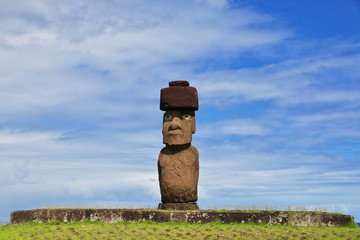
<box><xmin>167</xmin><ymin>129</ymin><xmax>182</xmax><ymax>135</ymax></box>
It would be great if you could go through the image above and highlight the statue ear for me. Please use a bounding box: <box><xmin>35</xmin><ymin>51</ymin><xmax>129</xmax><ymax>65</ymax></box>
<box><xmin>162</xmin><ymin>122</ymin><xmax>165</xmax><ymax>134</ymax></box>
<box><xmin>191</xmin><ymin>118</ymin><xmax>196</xmax><ymax>134</ymax></box>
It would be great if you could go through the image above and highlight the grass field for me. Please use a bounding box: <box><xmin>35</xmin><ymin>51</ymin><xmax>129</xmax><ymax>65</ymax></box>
<box><xmin>1</xmin><ymin>220</ymin><xmax>359</xmax><ymax>240</ymax></box>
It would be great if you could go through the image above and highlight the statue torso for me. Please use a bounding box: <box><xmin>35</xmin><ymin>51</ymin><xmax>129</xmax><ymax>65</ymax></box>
<box><xmin>158</xmin><ymin>144</ymin><xmax>199</xmax><ymax>203</ymax></box>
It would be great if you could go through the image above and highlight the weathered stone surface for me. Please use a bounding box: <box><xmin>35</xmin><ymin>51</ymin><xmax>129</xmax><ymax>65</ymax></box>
<box><xmin>160</xmin><ymin>81</ymin><xmax>198</xmax><ymax>111</ymax></box>
<box><xmin>158</xmin><ymin>81</ymin><xmax>200</xmax><ymax>205</ymax></box>
<box><xmin>319</xmin><ymin>213</ymin><xmax>353</xmax><ymax>227</ymax></box>
<box><xmin>162</xmin><ymin>111</ymin><xmax>195</xmax><ymax>146</ymax></box>
<box><xmin>158</xmin><ymin>203</ymin><xmax>199</xmax><ymax>210</ymax></box>
<box><xmin>10</xmin><ymin>209</ymin><xmax>355</xmax><ymax>227</ymax></box>
<box><xmin>158</xmin><ymin>144</ymin><xmax>199</xmax><ymax>203</ymax></box>
<box><xmin>10</xmin><ymin>210</ymin><xmax>34</xmax><ymax>224</ymax></box>
<box><xmin>169</xmin><ymin>80</ymin><xmax>189</xmax><ymax>87</ymax></box>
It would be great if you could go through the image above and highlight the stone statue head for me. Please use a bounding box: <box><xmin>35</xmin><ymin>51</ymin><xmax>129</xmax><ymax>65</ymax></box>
<box><xmin>160</xmin><ymin>80</ymin><xmax>198</xmax><ymax>146</ymax></box>
<box><xmin>162</xmin><ymin>109</ymin><xmax>195</xmax><ymax>145</ymax></box>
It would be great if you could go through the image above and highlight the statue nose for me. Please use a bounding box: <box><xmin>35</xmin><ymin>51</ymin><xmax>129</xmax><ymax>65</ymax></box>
<box><xmin>169</xmin><ymin>117</ymin><xmax>181</xmax><ymax>130</ymax></box>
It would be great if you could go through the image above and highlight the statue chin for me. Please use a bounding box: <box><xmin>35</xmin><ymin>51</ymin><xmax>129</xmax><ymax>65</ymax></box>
<box><xmin>163</xmin><ymin>135</ymin><xmax>192</xmax><ymax>146</ymax></box>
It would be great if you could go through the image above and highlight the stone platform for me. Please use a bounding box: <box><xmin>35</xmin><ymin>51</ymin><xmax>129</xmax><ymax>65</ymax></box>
<box><xmin>10</xmin><ymin>209</ymin><xmax>354</xmax><ymax>227</ymax></box>
<box><xmin>158</xmin><ymin>203</ymin><xmax>199</xmax><ymax>210</ymax></box>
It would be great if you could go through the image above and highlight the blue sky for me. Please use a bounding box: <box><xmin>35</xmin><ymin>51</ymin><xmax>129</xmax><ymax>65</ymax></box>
<box><xmin>0</xmin><ymin>0</ymin><xmax>359</xmax><ymax>222</ymax></box>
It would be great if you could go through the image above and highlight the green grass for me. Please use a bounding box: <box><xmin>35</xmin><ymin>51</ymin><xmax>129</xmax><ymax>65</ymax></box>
<box><xmin>1</xmin><ymin>220</ymin><xmax>359</xmax><ymax>240</ymax></box>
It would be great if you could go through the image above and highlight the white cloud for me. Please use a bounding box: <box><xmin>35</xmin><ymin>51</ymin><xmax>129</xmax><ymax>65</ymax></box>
<box><xmin>0</xmin><ymin>0</ymin><xmax>289</xmax><ymax>122</ymax></box>
<box><xmin>290</xmin><ymin>111</ymin><xmax>359</xmax><ymax>123</ymax></box>
<box><xmin>0</xmin><ymin>128</ymin><xmax>161</xmax><ymax>209</ymax></box>
<box><xmin>0</xmin><ymin>128</ymin><xmax>63</xmax><ymax>144</ymax></box>
<box><xmin>196</xmin><ymin>52</ymin><xmax>360</xmax><ymax>106</ymax></box>
<box><xmin>199</xmin><ymin>118</ymin><xmax>269</xmax><ymax>137</ymax></box>
<box><xmin>195</xmin><ymin>0</ymin><xmax>228</xmax><ymax>8</ymax></box>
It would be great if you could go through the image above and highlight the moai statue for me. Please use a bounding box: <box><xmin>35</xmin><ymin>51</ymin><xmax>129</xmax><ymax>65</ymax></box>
<box><xmin>158</xmin><ymin>80</ymin><xmax>200</xmax><ymax>210</ymax></box>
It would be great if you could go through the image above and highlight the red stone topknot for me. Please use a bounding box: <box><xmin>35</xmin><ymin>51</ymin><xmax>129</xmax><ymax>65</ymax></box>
<box><xmin>160</xmin><ymin>80</ymin><xmax>198</xmax><ymax>111</ymax></box>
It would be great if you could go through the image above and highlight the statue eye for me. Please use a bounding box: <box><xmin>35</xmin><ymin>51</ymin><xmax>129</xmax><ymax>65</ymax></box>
<box><xmin>181</xmin><ymin>114</ymin><xmax>192</xmax><ymax>120</ymax></box>
<box><xmin>164</xmin><ymin>115</ymin><xmax>173</xmax><ymax>121</ymax></box>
